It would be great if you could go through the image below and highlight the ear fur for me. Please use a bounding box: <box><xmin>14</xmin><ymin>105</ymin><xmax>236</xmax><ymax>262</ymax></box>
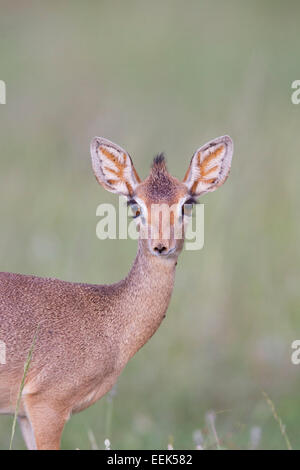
<box><xmin>90</xmin><ymin>137</ymin><xmax>141</xmax><ymax>197</ymax></box>
<box><xmin>183</xmin><ymin>135</ymin><xmax>233</xmax><ymax>196</ymax></box>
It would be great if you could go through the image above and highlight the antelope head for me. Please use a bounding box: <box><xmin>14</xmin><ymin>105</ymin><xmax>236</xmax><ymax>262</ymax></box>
<box><xmin>90</xmin><ymin>135</ymin><xmax>233</xmax><ymax>259</ymax></box>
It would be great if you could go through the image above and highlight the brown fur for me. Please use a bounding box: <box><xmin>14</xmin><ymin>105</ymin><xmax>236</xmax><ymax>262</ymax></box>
<box><xmin>0</xmin><ymin>247</ymin><xmax>176</xmax><ymax>449</ymax></box>
<box><xmin>0</xmin><ymin>135</ymin><xmax>233</xmax><ymax>449</ymax></box>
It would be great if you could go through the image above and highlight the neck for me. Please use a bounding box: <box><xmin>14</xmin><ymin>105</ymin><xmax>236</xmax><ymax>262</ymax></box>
<box><xmin>117</xmin><ymin>239</ymin><xmax>177</xmax><ymax>360</ymax></box>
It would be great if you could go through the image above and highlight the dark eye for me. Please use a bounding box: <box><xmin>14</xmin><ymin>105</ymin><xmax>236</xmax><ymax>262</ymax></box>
<box><xmin>128</xmin><ymin>199</ymin><xmax>141</xmax><ymax>218</ymax></box>
<box><xmin>132</xmin><ymin>206</ymin><xmax>141</xmax><ymax>218</ymax></box>
<box><xmin>182</xmin><ymin>197</ymin><xmax>197</xmax><ymax>217</ymax></box>
<box><xmin>185</xmin><ymin>197</ymin><xmax>197</xmax><ymax>205</ymax></box>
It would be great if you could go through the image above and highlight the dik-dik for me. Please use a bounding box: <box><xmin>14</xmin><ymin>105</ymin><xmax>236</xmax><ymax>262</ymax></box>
<box><xmin>0</xmin><ymin>135</ymin><xmax>233</xmax><ymax>449</ymax></box>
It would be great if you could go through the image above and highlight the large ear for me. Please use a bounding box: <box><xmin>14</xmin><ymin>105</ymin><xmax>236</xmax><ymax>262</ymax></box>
<box><xmin>90</xmin><ymin>137</ymin><xmax>141</xmax><ymax>197</ymax></box>
<box><xmin>183</xmin><ymin>135</ymin><xmax>233</xmax><ymax>197</ymax></box>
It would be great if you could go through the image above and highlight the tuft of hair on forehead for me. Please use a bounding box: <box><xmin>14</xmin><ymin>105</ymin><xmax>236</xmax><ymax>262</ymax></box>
<box><xmin>151</xmin><ymin>153</ymin><xmax>168</xmax><ymax>178</ymax></box>
<box><xmin>145</xmin><ymin>152</ymin><xmax>178</xmax><ymax>202</ymax></box>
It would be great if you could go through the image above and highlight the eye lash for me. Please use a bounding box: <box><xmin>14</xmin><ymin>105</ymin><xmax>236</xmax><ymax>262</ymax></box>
<box><xmin>127</xmin><ymin>199</ymin><xmax>137</xmax><ymax>207</ymax></box>
<box><xmin>184</xmin><ymin>197</ymin><xmax>198</xmax><ymax>205</ymax></box>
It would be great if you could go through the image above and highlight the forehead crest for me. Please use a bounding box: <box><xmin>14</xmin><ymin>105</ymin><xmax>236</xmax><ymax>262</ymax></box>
<box><xmin>143</xmin><ymin>154</ymin><xmax>178</xmax><ymax>202</ymax></box>
<box><xmin>151</xmin><ymin>153</ymin><xmax>168</xmax><ymax>177</ymax></box>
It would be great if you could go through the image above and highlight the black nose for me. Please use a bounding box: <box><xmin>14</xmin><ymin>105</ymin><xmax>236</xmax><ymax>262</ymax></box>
<box><xmin>154</xmin><ymin>244</ymin><xmax>167</xmax><ymax>254</ymax></box>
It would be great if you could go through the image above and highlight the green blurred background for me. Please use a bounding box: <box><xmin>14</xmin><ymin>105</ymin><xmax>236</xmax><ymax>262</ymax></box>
<box><xmin>0</xmin><ymin>0</ymin><xmax>300</xmax><ymax>450</ymax></box>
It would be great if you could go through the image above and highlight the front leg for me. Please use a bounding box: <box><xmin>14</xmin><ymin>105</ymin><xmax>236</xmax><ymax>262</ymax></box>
<box><xmin>23</xmin><ymin>393</ymin><xmax>70</xmax><ymax>450</ymax></box>
<box><xmin>18</xmin><ymin>415</ymin><xmax>36</xmax><ymax>450</ymax></box>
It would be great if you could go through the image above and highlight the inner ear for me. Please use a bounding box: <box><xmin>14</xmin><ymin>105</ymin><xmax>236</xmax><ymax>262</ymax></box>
<box><xmin>90</xmin><ymin>137</ymin><xmax>141</xmax><ymax>197</ymax></box>
<box><xmin>183</xmin><ymin>135</ymin><xmax>233</xmax><ymax>197</ymax></box>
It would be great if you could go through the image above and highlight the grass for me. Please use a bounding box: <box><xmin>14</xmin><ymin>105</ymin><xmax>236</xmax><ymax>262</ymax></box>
<box><xmin>262</xmin><ymin>392</ymin><xmax>292</xmax><ymax>451</ymax></box>
<box><xmin>1</xmin><ymin>0</ymin><xmax>300</xmax><ymax>450</ymax></box>
<box><xmin>6</xmin><ymin>361</ymin><xmax>294</xmax><ymax>450</ymax></box>
<box><xmin>83</xmin><ymin>396</ymin><xmax>290</xmax><ymax>450</ymax></box>
<box><xmin>9</xmin><ymin>325</ymin><xmax>39</xmax><ymax>450</ymax></box>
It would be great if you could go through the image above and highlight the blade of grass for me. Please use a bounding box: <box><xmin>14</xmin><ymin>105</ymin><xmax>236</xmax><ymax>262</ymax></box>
<box><xmin>87</xmin><ymin>429</ymin><xmax>99</xmax><ymax>450</ymax></box>
<box><xmin>206</xmin><ymin>411</ymin><xmax>222</xmax><ymax>450</ymax></box>
<box><xmin>9</xmin><ymin>324</ymin><xmax>39</xmax><ymax>450</ymax></box>
<box><xmin>262</xmin><ymin>391</ymin><xmax>292</xmax><ymax>450</ymax></box>
<box><xmin>104</xmin><ymin>384</ymin><xmax>116</xmax><ymax>448</ymax></box>
<box><xmin>105</xmin><ymin>394</ymin><xmax>114</xmax><ymax>443</ymax></box>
